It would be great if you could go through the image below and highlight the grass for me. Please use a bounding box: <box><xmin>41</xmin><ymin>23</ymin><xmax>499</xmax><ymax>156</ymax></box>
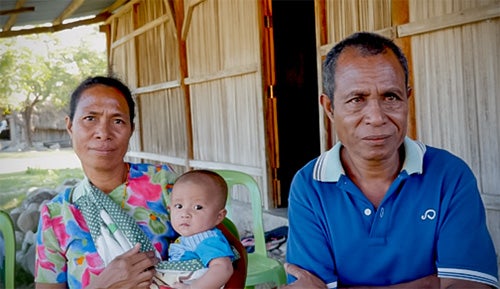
<box><xmin>0</xmin><ymin>164</ymin><xmax>83</xmax><ymax>288</ymax></box>
<box><xmin>0</xmin><ymin>167</ymin><xmax>84</xmax><ymax>212</ymax></box>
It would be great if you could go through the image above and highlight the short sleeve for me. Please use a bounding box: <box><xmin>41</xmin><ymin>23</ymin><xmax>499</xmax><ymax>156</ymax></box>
<box><xmin>195</xmin><ymin>232</ymin><xmax>234</xmax><ymax>267</ymax></box>
<box><xmin>35</xmin><ymin>203</ymin><xmax>68</xmax><ymax>284</ymax></box>
<box><xmin>436</xmin><ymin>168</ymin><xmax>498</xmax><ymax>287</ymax></box>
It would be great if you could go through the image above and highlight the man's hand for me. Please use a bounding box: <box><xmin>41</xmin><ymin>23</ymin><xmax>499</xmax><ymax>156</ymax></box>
<box><xmin>281</xmin><ymin>263</ymin><xmax>327</xmax><ymax>289</ymax></box>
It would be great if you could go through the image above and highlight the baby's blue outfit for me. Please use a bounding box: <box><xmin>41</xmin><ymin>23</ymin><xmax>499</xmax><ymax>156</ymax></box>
<box><xmin>169</xmin><ymin>228</ymin><xmax>234</xmax><ymax>267</ymax></box>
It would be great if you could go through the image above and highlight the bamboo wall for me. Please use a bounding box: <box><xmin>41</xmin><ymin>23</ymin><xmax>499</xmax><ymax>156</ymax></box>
<box><xmin>185</xmin><ymin>0</ymin><xmax>266</xmax><ymax>204</ymax></box>
<box><xmin>105</xmin><ymin>0</ymin><xmax>270</xmax><ymax>207</ymax></box>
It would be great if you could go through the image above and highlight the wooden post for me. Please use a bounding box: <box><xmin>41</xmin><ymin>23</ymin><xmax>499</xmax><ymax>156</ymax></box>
<box><xmin>392</xmin><ymin>0</ymin><xmax>416</xmax><ymax>140</ymax></box>
<box><xmin>173</xmin><ymin>0</ymin><xmax>194</xmax><ymax>170</ymax></box>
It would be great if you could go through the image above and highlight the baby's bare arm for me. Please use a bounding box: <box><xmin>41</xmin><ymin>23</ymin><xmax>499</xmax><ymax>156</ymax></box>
<box><xmin>172</xmin><ymin>257</ymin><xmax>234</xmax><ymax>289</ymax></box>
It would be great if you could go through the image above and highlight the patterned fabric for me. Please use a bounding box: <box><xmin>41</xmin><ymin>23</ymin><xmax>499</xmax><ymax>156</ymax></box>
<box><xmin>74</xmin><ymin>178</ymin><xmax>158</xmax><ymax>261</ymax></box>
<box><xmin>35</xmin><ymin>163</ymin><xmax>178</xmax><ymax>289</ymax></box>
<box><xmin>73</xmin><ymin>177</ymin><xmax>205</xmax><ymax>272</ymax></box>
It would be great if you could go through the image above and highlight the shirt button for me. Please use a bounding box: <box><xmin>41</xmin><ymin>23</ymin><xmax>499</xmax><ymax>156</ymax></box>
<box><xmin>364</xmin><ymin>208</ymin><xmax>372</xmax><ymax>216</ymax></box>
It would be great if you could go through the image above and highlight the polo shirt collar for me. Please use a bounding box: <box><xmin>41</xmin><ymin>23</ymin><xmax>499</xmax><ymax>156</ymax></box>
<box><xmin>313</xmin><ymin>137</ymin><xmax>426</xmax><ymax>182</ymax></box>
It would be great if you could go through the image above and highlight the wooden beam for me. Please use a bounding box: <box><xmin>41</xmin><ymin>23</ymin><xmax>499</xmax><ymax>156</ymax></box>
<box><xmin>397</xmin><ymin>2</ymin><xmax>500</xmax><ymax>37</ymax></box>
<box><xmin>163</xmin><ymin>0</ymin><xmax>177</xmax><ymax>39</ymax></box>
<box><xmin>110</xmin><ymin>14</ymin><xmax>170</xmax><ymax>49</ymax></box>
<box><xmin>184</xmin><ymin>64</ymin><xmax>259</xmax><ymax>85</ymax></box>
<box><xmin>173</xmin><ymin>0</ymin><xmax>193</xmax><ymax>171</ymax></box>
<box><xmin>105</xmin><ymin>0</ymin><xmax>140</xmax><ymax>24</ymax></box>
<box><xmin>2</xmin><ymin>0</ymin><xmax>27</xmax><ymax>31</ymax></box>
<box><xmin>0</xmin><ymin>6</ymin><xmax>34</xmax><ymax>16</ymax></box>
<box><xmin>0</xmin><ymin>12</ymin><xmax>110</xmax><ymax>38</ymax></box>
<box><xmin>133</xmin><ymin>80</ymin><xmax>181</xmax><ymax>95</ymax></box>
<box><xmin>391</xmin><ymin>0</ymin><xmax>416</xmax><ymax>140</ymax></box>
<box><xmin>103</xmin><ymin>0</ymin><xmax>130</xmax><ymax>14</ymax></box>
<box><xmin>181</xmin><ymin>0</ymin><xmax>206</xmax><ymax>40</ymax></box>
<box><xmin>53</xmin><ymin>0</ymin><xmax>84</xmax><ymax>26</ymax></box>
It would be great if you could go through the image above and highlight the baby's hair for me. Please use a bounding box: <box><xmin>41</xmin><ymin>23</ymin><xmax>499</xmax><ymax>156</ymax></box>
<box><xmin>174</xmin><ymin>169</ymin><xmax>228</xmax><ymax>208</ymax></box>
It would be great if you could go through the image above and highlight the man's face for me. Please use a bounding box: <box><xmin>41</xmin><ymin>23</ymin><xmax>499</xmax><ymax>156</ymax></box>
<box><xmin>324</xmin><ymin>48</ymin><xmax>409</xmax><ymax>162</ymax></box>
<box><xmin>66</xmin><ymin>85</ymin><xmax>133</xmax><ymax>172</ymax></box>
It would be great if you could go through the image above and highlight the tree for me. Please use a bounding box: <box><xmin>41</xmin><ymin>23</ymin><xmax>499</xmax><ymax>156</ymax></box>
<box><xmin>0</xmin><ymin>39</ymin><xmax>16</xmax><ymax>114</ymax></box>
<box><xmin>0</xmin><ymin>25</ymin><xmax>107</xmax><ymax>147</ymax></box>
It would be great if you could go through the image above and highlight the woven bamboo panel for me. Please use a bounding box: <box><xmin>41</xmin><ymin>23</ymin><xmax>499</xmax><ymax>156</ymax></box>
<box><xmin>410</xmin><ymin>1</ymin><xmax>499</xmax><ymax>198</ymax></box>
<box><xmin>190</xmin><ymin>74</ymin><xmax>261</xmax><ymax>165</ymax></box>
<box><xmin>409</xmin><ymin>0</ymin><xmax>498</xmax><ymax>20</ymax></box>
<box><xmin>184</xmin><ymin>0</ymin><xmax>266</xmax><ymax>205</ymax></box>
<box><xmin>139</xmin><ymin>88</ymin><xmax>187</xmax><ymax>159</ymax></box>
<box><xmin>325</xmin><ymin>0</ymin><xmax>391</xmax><ymax>44</ymax></box>
<box><xmin>135</xmin><ymin>0</ymin><xmax>165</xmax><ymax>27</ymax></box>
<box><xmin>136</xmin><ymin>25</ymin><xmax>180</xmax><ymax>86</ymax></box>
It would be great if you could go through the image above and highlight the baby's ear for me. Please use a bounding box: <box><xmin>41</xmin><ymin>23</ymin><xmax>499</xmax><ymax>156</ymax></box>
<box><xmin>216</xmin><ymin>208</ymin><xmax>227</xmax><ymax>224</ymax></box>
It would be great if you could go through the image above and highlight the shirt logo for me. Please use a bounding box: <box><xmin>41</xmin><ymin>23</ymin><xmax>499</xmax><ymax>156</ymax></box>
<box><xmin>421</xmin><ymin>209</ymin><xmax>436</xmax><ymax>220</ymax></box>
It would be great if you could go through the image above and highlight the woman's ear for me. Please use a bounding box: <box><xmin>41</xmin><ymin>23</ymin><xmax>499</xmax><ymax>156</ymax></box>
<box><xmin>407</xmin><ymin>87</ymin><xmax>412</xmax><ymax>99</ymax></box>
<box><xmin>65</xmin><ymin>116</ymin><xmax>73</xmax><ymax>137</ymax></box>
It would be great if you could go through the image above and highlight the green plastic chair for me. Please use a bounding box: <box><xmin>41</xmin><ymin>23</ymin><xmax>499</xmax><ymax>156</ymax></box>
<box><xmin>0</xmin><ymin>210</ymin><xmax>15</xmax><ymax>289</ymax></box>
<box><xmin>215</xmin><ymin>170</ymin><xmax>286</xmax><ymax>289</ymax></box>
<box><xmin>219</xmin><ymin>217</ymin><xmax>248</xmax><ymax>289</ymax></box>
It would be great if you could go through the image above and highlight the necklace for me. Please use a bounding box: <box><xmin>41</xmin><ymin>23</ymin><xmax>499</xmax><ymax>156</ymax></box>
<box><xmin>121</xmin><ymin>163</ymin><xmax>130</xmax><ymax>208</ymax></box>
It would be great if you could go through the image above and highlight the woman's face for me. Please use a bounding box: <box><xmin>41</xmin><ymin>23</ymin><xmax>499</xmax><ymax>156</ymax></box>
<box><xmin>65</xmin><ymin>85</ymin><xmax>133</xmax><ymax>172</ymax></box>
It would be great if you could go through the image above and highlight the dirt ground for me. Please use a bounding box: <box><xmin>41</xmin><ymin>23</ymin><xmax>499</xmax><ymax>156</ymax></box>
<box><xmin>0</xmin><ymin>148</ymin><xmax>81</xmax><ymax>174</ymax></box>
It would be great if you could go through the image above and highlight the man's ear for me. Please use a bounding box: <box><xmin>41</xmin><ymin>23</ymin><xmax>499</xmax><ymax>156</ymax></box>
<box><xmin>65</xmin><ymin>116</ymin><xmax>73</xmax><ymax>137</ymax></box>
<box><xmin>320</xmin><ymin>94</ymin><xmax>334</xmax><ymax>119</ymax></box>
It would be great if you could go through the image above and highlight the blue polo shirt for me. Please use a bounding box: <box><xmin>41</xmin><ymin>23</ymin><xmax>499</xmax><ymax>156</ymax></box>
<box><xmin>286</xmin><ymin>137</ymin><xmax>498</xmax><ymax>288</ymax></box>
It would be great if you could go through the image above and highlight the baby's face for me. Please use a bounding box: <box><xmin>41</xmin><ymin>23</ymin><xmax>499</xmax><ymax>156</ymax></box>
<box><xmin>170</xmin><ymin>181</ymin><xmax>226</xmax><ymax>237</ymax></box>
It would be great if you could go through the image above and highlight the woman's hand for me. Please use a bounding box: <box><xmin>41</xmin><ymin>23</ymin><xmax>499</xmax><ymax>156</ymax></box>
<box><xmin>281</xmin><ymin>263</ymin><xmax>327</xmax><ymax>289</ymax></box>
<box><xmin>88</xmin><ymin>243</ymin><xmax>159</xmax><ymax>289</ymax></box>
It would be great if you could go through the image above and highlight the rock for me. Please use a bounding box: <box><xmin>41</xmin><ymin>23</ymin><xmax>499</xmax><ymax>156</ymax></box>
<box><xmin>25</xmin><ymin>188</ymin><xmax>56</xmax><ymax>204</ymax></box>
<box><xmin>14</xmin><ymin>231</ymin><xmax>24</xmax><ymax>251</ymax></box>
<box><xmin>55</xmin><ymin>178</ymin><xmax>80</xmax><ymax>193</ymax></box>
<box><xmin>9</xmin><ymin>207</ymin><xmax>22</xmax><ymax>229</ymax></box>
<box><xmin>17</xmin><ymin>203</ymin><xmax>40</xmax><ymax>233</ymax></box>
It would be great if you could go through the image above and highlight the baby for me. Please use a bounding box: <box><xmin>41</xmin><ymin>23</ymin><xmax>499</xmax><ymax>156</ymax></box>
<box><xmin>166</xmin><ymin>169</ymin><xmax>235</xmax><ymax>289</ymax></box>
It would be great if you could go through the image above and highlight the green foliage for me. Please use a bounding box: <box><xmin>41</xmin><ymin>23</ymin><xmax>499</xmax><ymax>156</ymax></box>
<box><xmin>0</xmin><ymin>26</ymin><xmax>107</xmax><ymax>112</ymax></box>
<box><xmin>0</xmin><ymin>25</ymin><xmax>107</xmax><ymax>146</ymax></box>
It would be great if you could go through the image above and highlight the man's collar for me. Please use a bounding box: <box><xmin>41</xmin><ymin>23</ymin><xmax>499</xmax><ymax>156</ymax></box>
<box><xmin>313</xmin><ymin>137</ymin><xmax>426</xmax><ymax>182</ymax></box>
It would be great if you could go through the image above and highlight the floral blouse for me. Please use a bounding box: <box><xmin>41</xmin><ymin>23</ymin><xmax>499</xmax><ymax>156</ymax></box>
<box><xmin>35</xmin><ymin>163</ymin><xmax>179</xmax><ymax>288</ymax></box>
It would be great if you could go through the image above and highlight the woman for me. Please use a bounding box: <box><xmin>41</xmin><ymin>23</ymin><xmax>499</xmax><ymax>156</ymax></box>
<box><xmin>34</xmin><ymin>76</ymin><xmax>245</xmax><ymax>289</ymax></box>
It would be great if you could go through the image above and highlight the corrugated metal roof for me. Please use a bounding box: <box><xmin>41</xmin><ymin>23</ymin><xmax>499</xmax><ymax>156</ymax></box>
<box><xmin>0</xmin><ymin>0</ymin><xmax>129</xmax><ymax>38</ymax></box>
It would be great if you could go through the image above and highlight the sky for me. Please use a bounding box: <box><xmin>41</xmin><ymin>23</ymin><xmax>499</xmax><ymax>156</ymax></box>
<box><xmin>10</xmin><ymin>24</ymin><xmax>106</xmax><ymax>56</ymax></box>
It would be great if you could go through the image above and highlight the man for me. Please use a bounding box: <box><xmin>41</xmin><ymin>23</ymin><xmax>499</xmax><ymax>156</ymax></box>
<box><xmin>283</xmin><ymin>32</ymin><xmax>498</xmax><ymax>289</ymax></box>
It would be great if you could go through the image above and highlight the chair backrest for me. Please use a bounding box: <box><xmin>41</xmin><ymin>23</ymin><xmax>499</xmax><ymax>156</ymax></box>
<box><xmin>214</xmin><ymin>170</ymin><xmax>267</xmax><ymax>257</ymax></box>
<box><xmin>0</xmin><ymin>210</ymin><xmax>15</xmax><ymax>289</ymax></box>
<box><xmin>218</xmin><ymin>217</ymin><xmax>248</xmax><ymax>289</ymax></box>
